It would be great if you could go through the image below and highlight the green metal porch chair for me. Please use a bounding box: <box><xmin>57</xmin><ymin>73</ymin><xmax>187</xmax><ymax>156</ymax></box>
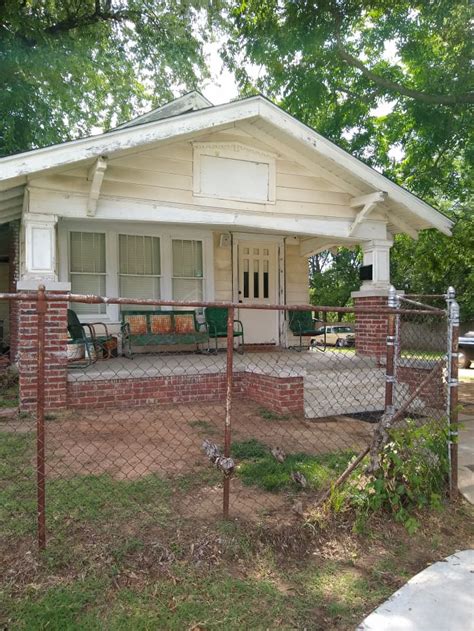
<box><xmin>67</xmin><ymin>309</ymin><xmax>113</xmax><ymax>368</ymax></box>
<box><xmin>204</xmin><ymin>307</ymin><xmax>244</xmax><ymax>354</ymax></box>
<box><xmin>288</xmin><ymin>309</ymin><xmax>321</xmax><ymax>350</ymax></box>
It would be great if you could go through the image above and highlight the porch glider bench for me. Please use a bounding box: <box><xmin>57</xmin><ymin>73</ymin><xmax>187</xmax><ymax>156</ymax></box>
<box><xmin>121</xmin><ymin>310</ymin><xmax>209</xmax><ymax>356</ymax></box>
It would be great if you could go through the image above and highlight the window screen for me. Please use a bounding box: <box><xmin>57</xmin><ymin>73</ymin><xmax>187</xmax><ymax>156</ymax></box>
<box><xmin>172</xmin><ymin>239</ymin><xmax>203</xmax><ymax>301</ymax></box>
<box><xmin>119</xmin><ymin>235</ymin><xmax>161</xmax><ymax>308</ymax></box>
<box><xmin>69</xmin><ymin>232</ymin><xmax>106</xmax><ymax>314</ymax></box>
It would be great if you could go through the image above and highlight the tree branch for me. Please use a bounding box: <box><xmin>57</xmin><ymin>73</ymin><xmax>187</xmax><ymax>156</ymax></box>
<box><xmin>44</xmin><ymin>8</ymin><xmax>135</xmax><ymax>37</ymax></box>
<box><xmin>336</xmin><ymin>43</ymin><xmax>474</xmax><ymax>106</ymax></box>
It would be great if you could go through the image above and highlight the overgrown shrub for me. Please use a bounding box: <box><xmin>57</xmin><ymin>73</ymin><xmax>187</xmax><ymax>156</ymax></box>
<box><xmin>339</xmin><ymin>419</ymin><xmax>450</xmax><ymax>534</ymax></box>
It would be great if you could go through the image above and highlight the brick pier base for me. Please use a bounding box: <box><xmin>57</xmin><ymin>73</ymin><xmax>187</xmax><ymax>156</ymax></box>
<box><xmin>17</xmin><ymin>291</ymin><xmax>69</xmax><ymax>411</ymax></box>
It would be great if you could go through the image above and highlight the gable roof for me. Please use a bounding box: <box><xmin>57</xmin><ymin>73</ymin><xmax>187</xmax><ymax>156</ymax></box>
<box><xmin>0</xmin><ymin>94</ymin><xmax>452</xmax><ymax>235</ymax></box>
<box><xmin>113</xmin><ymin>91</ymin><xmax>213</xmax><ymax>130</ymax></box>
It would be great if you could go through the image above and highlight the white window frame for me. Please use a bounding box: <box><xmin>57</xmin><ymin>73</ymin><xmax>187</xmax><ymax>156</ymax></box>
<box><xmin>193</xmin><ymin>142</ymin><xmax>277</xmax><ymax>205</ymax></box>
<box><xmin>118</xmin><ymin>233</ymin><xmax>162</xmax><ymax>306</ymax></box>
<box><xmin>58</xmin><ymin>220</ymin><xmax>214</xmax><ymax>321</ymax></box>
<box><xmin>171</xmin><ymin>238</ymin><xmax>205</xmax><ymax>303</ymax></box>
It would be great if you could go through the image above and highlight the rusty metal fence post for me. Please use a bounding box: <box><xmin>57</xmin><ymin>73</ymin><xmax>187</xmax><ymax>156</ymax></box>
<box><xmin>223</xmin><ymin>306</ymin><xmax>234</xmax><ymax>519</ymax></box>
<box><xmin>36</xmin><ymin>285</ymin><xmax>47</xmax><ymax>550</ymax></box>
<box><xmin>446</xmin><ymin>287</ymin><xmax>459</xmax><ymax>499</ymax></box>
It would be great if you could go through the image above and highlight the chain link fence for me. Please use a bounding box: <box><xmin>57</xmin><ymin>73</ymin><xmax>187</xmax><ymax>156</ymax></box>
<box><xmin>0</xmin><ymin>289</ymin><xmax>459</xmax><ymax>551</ymax></box>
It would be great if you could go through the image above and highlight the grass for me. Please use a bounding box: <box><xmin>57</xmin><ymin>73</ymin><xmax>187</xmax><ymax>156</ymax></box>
<box><xmin>1</xmin><ymin>427</ymin><xmax>473</xmax><ymax>630</ymax></box>
<box><xmin>257</xmin><ymin>408</ymin><xmax>289</xmax><ymax>421</ymax></box>
<box><xmin>188</xmin><ymin>419</ymin><xmax>218</xmax><ymax>435</ymax></box>
<box><xmin>231</xmin><ymin>439</ymin><xmax>353</xmax><ymax>492</ymax></box>
<box><xmin>0</xmin><ymin>369</ymin><xmax>18</xmax><ymax>408</ymax></box>
<box><xmin>1</xmin><ymin>503</ymin><xmax>472</xmax><ymax>630</ymax></box>
<box><xmin>0</xmin><ymin>431</ymin><xmax>172</xmax><ymax>538</ymax></box>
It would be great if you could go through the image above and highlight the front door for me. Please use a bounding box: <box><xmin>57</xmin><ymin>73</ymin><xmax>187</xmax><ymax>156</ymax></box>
<box><xmin>237</xmin><ymin>241</ymin><xmax>279</xmax><ymax>344</ymax></box>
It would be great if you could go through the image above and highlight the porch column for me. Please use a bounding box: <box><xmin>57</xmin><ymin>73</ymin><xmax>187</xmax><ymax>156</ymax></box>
<box><xmin>16</xmin><ymin>214</ymin><xmax>70</xmax><ymax>411</ymax></box>
<box><xmin>351</xmin><ymin>239</ymin><xmax>395</xmax><ymax>360</ymax></box>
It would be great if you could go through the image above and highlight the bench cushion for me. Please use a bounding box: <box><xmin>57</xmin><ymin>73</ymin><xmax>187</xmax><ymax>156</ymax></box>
<box><xmin>125</xmin><ymin>314</ymin><xmax>148</xmax><ymax>335</ymax></box>
<box><xmin>174</xmin><ymin>313</ymin><xmax>195</xmax><ymax>334</ymax></box>
<box><xmin>150</xmin><ymin>314</ymin><xmax>173</xmax><ymax>334</ymax></box>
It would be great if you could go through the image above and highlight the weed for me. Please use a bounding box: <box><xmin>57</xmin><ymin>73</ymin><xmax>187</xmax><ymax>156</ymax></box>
<box><xmin>188</xmin><ymin>419</ymin><xmax>218</xmax><ymax>435</ymax></box>
<box><xmin>343</xmin><ymin>418</ymin><xmax>450</xmax><ymax>533</ymax></box>
<box><xmin>231</xmin><ymin>439</ymin><xmax>353</xmax><ymax>492</ymax></box>
<box><xmin>257</xmin><ymin>407</ymin><xmax>289</xmax><ymax>422</ymax></box>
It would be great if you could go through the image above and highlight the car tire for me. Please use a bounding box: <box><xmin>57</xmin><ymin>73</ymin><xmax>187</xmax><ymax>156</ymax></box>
<box><xmin>335</xmin><ymin>339</ymin><xmax>344</xmax><ymax>348</ymax></box>
<box><xmin>459</xmin><ymin>350</ymin><xmax>472</xmax><ymax>369</ymax></box>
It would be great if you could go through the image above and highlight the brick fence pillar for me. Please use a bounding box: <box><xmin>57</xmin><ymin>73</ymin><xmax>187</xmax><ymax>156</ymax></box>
<box><xmin>351</xmin><ymin>288</ymin><xmax>403</xmax><ymax>362</ymax></box>
<box><xmin>16</xmin><ymin>284</ymin><xmax>69</xmax><ymax>411</ymax></box>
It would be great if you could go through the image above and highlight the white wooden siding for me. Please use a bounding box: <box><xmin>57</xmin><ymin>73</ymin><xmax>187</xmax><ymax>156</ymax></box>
<box><xmin>285</xmin><ymin>243</ymin><xmax>309</xmax><ymax>305</ymax></box>
<box><xmin>27</xmin><ymin>129</ymin><xmax>384</xmax><ymax>222</ymax></box>
<box><xmin>213</xmin><ymin>232</ymin><xmax>233</xmax><ymax>301</ymax></box>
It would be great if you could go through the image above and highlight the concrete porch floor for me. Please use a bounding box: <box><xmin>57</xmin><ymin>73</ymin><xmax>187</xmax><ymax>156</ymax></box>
<box><xmin>68</xmin><ymin>349</ymin><xmax>388</xmax><ymax>418</ymax></box>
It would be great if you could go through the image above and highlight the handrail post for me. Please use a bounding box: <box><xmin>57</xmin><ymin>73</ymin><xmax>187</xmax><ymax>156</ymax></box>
<box><xmin>223</xmin><ymin>306</ymin><xmax>234</xmax><ymax>519</ymax></box>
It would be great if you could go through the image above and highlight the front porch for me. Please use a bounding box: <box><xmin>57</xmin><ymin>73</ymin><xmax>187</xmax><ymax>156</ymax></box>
<box><xmin>67</xmin><ymin>348</ymin><xmax>387</xmax><ymax>419</ymax></box>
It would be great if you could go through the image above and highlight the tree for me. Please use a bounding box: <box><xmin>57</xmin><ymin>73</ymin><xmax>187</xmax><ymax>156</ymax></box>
<box><xmin>310</xmin><ymin>248</ymin><xmax>361</xmax><ymax>320</ymax></box>
<box><xmin>223</xmin><ymin>1</ymin><xmax>473</xmax><ymax>316</ymax></box>
<box><xmin>0</xmin><ymin>0</ymin><xmax>217</xmax><ymax>156</ymax></box>
<box><xmin>391</xmin><ymin>207</ymin><xmax>474</xmax><ymax>320</ymax></box>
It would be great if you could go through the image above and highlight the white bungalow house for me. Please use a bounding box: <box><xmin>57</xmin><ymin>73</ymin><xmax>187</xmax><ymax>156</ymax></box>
<box><xmin>0</xmin><ymin>92</ymin><xmax>452</xmax><ymax>351</ymax></box>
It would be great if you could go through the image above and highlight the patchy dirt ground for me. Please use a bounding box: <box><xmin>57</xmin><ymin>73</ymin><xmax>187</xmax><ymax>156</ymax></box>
<box><xmin>1</xmin><ymin>400</ymin><xmax>373</xmax><ymax>481</ymax></box>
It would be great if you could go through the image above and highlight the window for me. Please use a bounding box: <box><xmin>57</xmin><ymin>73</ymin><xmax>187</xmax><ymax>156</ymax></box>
<box><xmin>172</xmin><ymin>239</ymin><xmax>203</xmax><ymax>301</ymax></box>
<box><xmin>119</xmin><ymin>235</ymin><xmax>161</xmax><ymax>308</ymax></box>
<box><xmin>69</xmin><ymin>232</ymin><xmax>106</xmax><ymax>314</ymax></box>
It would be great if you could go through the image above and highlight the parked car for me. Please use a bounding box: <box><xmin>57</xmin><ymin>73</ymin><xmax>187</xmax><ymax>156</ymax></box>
<box><xmin>311</xmin><ymin>325</ymin><xmax>355</xmax><ymax>348</ymax></box>
<box><xmin>459</xmin><ymin>332</ymin><xmax>474</xmax><ymax>369</ymax></box>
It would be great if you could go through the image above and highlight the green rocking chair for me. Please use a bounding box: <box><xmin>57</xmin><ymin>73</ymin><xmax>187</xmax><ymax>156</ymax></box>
<box><xmin>67</xmin><ymin>309</ymin><xmax>113</xmax><ymax>368</ymax></box>
<box><xmin>204</xmin><ymin>307</ymin><xmax>245</xmax><ymax>354</ymax></box>
<box><xmin>288</xmin><ymin>310</ymin><xmax>321</xmax><ymax>350</ymax></box>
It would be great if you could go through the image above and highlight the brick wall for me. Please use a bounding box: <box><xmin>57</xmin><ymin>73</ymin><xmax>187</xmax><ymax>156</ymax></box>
<box><xmin>353</xmin><ymin>295</ymin><xmax>388</xmax><ymax>360</ymax></box>
<box><xmin>67</xmin><ymin>371</ymin><xmax>305</xmax><ymax>416</ymax></box>
<box><xmin>242</xmin><ymin>372</ymin><xmax>305</xmax><ymax>415</ymax></box>
<box><xmin>397</xmin><ymin>364</ymin><xmax>446</xmax><ymax>411</ymax></box>
<box><xmin>18</xmin><ymin>294</ymin><xmax>68</xmax><ymax>411</ymax></box>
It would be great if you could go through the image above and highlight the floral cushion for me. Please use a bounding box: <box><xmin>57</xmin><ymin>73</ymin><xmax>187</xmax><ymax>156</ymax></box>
<box><xmin>174</xmin><ymin>314</ymin><xmax>195</xmax><ymax>334</ymax></box>
<box><xmin>124</xmin><ymin>314</ymin><xmax>147</xmax><ymax>336</ymax></box>
<box><xmin>150</xmin><ymin>314</ymin><xmax>173</xmax><ymax>335</ymax></box>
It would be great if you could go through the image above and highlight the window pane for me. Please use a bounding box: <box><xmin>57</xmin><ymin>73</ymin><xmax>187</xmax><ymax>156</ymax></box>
<box><xmin>119</xmin><ymin>235</ymin><xmax>160</xmax><ymax>276</ymax></box>
<box><xmin>120</xmin><ymin>276</ymin><xmax>160</xmax><ymax>310</ymax></box>
<box><xmin>173</xmin><ymin>278</ymin><xmax>203</xmax><ymax>301</ymax></box>
<box><xmin>70</xmin><ymin>274</ymin><xmax>106</xmax><ymax>314</ymax></box>
<box><xmin>172</xmin><ymin>240</ymin><xmax>203</xmax><ymax>278</ymax></box>
<box><xmin>70</xmin><ymin>232</ymin><xmax>105</xmax><ymax>273</ymax></box>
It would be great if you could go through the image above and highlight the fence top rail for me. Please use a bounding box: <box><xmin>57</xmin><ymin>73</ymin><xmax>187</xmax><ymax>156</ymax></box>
<box><xmin>0</xmin><ymin>290</ymin><xmax>447</xmax><ymax>317</ymax></box>
<box><xmin>398</xmin><ymin>295</ymin><xmax>446</xmax><ymax>313</ymax></box>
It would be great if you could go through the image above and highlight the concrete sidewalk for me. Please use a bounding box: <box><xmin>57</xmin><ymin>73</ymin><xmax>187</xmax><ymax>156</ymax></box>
<box><xmin>459</xmin><ymin>379</ymin><xmax>474</xmax><ymax>504</ymax></box>
<box><xmin>358</xmin><ymin>550</ymin><xmax>474</xmax><ymax>631</ymax></box>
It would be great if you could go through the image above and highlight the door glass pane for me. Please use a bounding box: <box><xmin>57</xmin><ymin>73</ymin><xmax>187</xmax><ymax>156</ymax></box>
<box><xmin>253</xmin><ymin>260</ymin><xmax>259</xmax><ymax>299</ymax></box>
<box><xmin>263</xmin><ymin>260</ymin><xmax>269</xmax><ymax>299</ymax></box>
<box><xmin>243</xmin><ymin>259</ymin><xmax>249</xmax><ymax>298</ymax></box>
